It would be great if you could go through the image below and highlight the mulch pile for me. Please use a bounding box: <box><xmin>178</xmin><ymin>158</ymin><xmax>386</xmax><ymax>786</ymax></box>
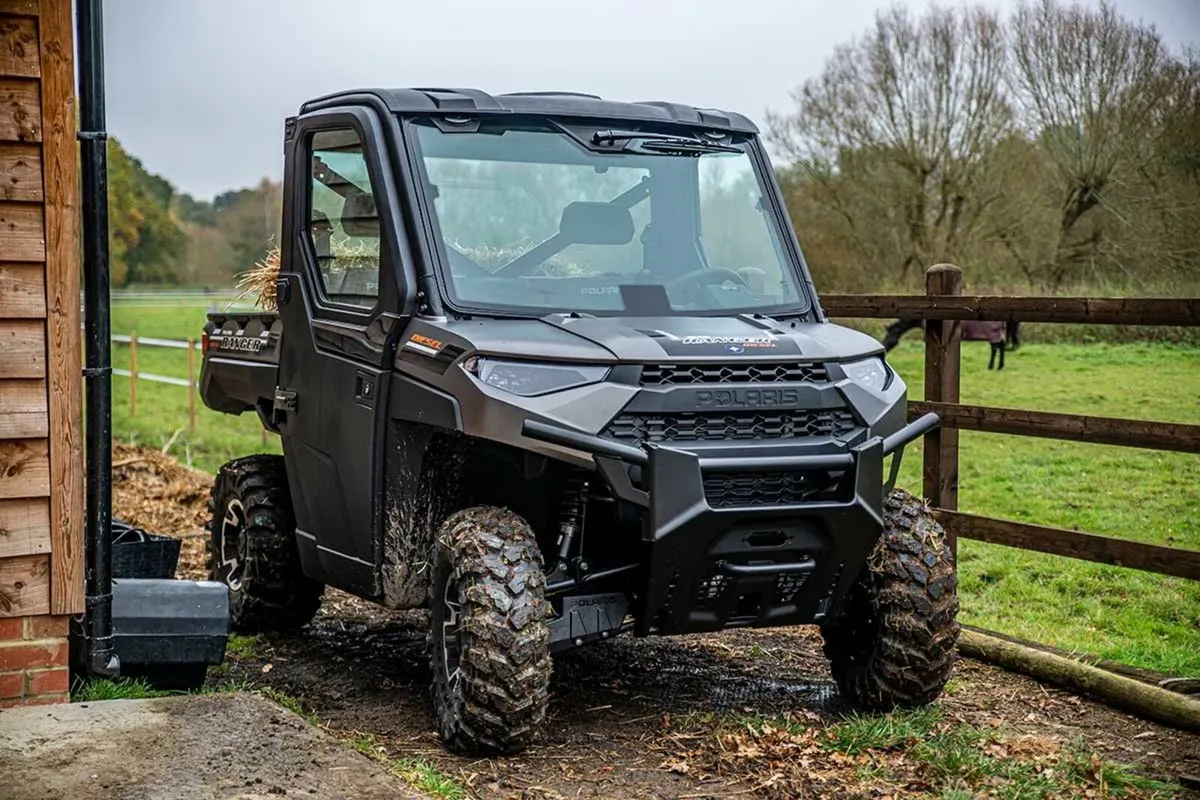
<box><xmin>112</xmin><ymin>443</ymin><xmax>213</xmax><ymax>579</ymax></box>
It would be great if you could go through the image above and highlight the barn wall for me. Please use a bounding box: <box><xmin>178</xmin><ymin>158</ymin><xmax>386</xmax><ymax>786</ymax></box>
<box><xmin>0</xmin><ymin>0</ymin><xmax>83</xmax><ymax>708</ymax></box>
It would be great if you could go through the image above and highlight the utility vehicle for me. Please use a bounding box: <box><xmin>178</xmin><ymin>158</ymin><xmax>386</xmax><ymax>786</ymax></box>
<box><xmin>200</xmin><ymin>87</ymin><xmax>960</xmax><ymax>755</ymax></box>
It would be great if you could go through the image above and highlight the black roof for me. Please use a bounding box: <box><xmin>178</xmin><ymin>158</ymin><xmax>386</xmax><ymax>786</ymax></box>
<box><xmin>299</xmin><ymin>87</ymin><xmax>759</xmax><ymax>134</ymax></box>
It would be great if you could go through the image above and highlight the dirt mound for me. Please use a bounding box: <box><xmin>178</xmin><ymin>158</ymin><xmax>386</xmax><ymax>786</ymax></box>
<box><xmin>112</xmin><ymin>443</ymin><xmax>213</xmax><ymax>579</ymax></box>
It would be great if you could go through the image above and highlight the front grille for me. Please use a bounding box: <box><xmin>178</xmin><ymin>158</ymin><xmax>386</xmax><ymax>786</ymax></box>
<box><xmin>640</xmin><ymin>362</ymin><xmax>828</xmax><ymax>386</ymax></box>
<box><xmin>703</xmin><ymin>469</ymin><xmax>851</xmax><ymax>508</ymax></box>
<box><xmin>603</xmin><ymin>409</ymin><xmax>858</xmax><ymax>445</ymax></box>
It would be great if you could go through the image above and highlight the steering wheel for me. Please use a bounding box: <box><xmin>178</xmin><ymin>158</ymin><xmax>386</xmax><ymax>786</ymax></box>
<box><xmin>666</xmin><ymin>267</ymin><xmax>749</xmax><ymax>304</ymax></box>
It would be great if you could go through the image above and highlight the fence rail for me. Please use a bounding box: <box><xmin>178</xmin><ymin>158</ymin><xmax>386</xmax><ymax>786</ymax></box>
<box><xmin>908</xmin><ymin>400</ymin><xmax>1200</xmax><ymax>454</ymax></box>
<box><xmin>821</xmin><ymin>295</ymin><xmax>1200</xmax><ymax>325</ymax></box>
<box><xmin>106</xmin><ymin>331</ymin><xmax>268</xmax><ymax>444</ymax></box>
<box><xmin>824</xmin><ymin>265</ymin><xmax>1200</xmax><ymax>583</ymax></box>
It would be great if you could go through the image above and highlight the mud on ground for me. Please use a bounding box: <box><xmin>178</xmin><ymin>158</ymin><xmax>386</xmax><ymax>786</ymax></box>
<box><xmin>114</xmin><ymin>445</ymin><xmax>1199</xmax><ymax>799</ymax></box>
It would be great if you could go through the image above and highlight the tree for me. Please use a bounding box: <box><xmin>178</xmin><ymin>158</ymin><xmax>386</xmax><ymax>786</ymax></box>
<box><xmin>106</xmin><ymin>138</ymin><xmax>187</xmax><ymax>286</ymax></box>
<box><xmin>768</xmin><ymin>4</ymin><xmax>1012</xmax><ymax>286</ymax></box>
<box><xmin>1007</xmin><ymin>0</ymin><xmax>1174</xmax><ymax>288</ymax></box>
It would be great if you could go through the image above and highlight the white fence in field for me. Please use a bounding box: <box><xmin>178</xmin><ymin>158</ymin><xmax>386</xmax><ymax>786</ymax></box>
<box><xmin>106</xmin><ymin>330</ymin><xmax>270</xmax><ymax>443</ymax></box>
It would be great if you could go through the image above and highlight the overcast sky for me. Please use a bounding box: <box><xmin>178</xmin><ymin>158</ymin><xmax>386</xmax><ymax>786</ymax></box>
<box><xmin>103</xmin><ymin>0</ymin><xmax>1199</xmax><ymax>200</ymax></box>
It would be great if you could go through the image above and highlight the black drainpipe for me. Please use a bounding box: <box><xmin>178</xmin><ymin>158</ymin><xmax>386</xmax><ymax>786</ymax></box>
<box><xmin>77</xmin><ymin>0</ymin><xmax>119</xmax><ymax>678</ymax></box>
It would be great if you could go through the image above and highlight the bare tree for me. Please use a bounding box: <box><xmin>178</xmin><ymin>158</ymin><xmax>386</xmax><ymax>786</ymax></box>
<box><xmin>1008</xmin><ymin>0</ymin><xmax>1173</xmax><ymax>288</ymax></box>
<box><xmin>768</xmin><ymin>4</ymin><xmax>1012</xmax><ymax>284</ymax></box>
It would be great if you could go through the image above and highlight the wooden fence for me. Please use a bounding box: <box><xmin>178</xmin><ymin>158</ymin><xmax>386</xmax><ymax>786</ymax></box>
<box><xmin>105</xmin><ymin>331</ymin><xmax>268</xmax><ymax>444</ymax></box>
<box><xmin>822</xmin><ymin>263</ymin><xmax>1200</xmax><ymax>583</ymax></box>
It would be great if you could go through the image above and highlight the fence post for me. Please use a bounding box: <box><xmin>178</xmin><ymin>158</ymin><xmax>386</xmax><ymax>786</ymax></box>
<box><xmin>129</xmin><ymin>331</ymin><xmax>138</xmax><ymax>418</ymax></box>
<box><xmin>187</xmin><ymin>338</ymin><xmax>197</xmax><ymax>432</ymax></box>
<box><xmin>923</xmin><ymin>264</ymin><xmax>962</xmax><ymax>553</ymax></box>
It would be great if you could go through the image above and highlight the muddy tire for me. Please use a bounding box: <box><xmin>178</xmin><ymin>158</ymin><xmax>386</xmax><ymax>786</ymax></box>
<box><xmin>429</xmin><ymin>506</ymin><xmax>551</xmax><ymax>755</ymax></box>
<box><xmin>821</xmin><ymin>489</ymin><xmax>959</xmax><ymax>710</ymax></box>
<box><xmin>207</xmin><ymin>455</ymin><xmax>323</xmax><ymax>632</ymax></box>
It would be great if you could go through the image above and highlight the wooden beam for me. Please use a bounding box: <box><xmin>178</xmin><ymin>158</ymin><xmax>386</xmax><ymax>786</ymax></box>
<box><xmin>37</xmin><ymin>0</ymin><xmax>82</xmax><ymax>615</ymax></box>
<box><xmin>910</xmin><ymin>401</ymin><xmax>1200</xmax><ymax>454</ymax></box>
<box><xmin>0</xmin><ymin>15</ymin><xmax>39</xmax><ymax>78</ymax></box>
<box><xmin>0</xmin><ymin>379</ymin><xmax>46</xmax><ymax>438</ymax></box>
<box><xmin>822</xmin><ymin>295</ymin><xmax>1200</xmax><ymax>326</ymax></box>
<box><xmin>0</xmin><ymin>497</ymin><xmax>49</xmax><ymax>557</ymax></box>
<box><xmin>922</xmin><ymin>266</ymin><xmax>961</xmax><ymax>550</ymax></box>
<box><xmin>0</xmin><ymin>78</ymin><xmax>39</xmax><ymax>141</ymax></box>
<box><xmin>0</xmin><ymin>319</ymin><xmax>44</xmax><ymax>377</ymax></box>
<box><xmin>0</xmin><ymin>1</ymin><xmax>39</xmax><ymax>18</ymax></box>
<box><xmin>938</xmin><ymin>510</ymin><xmax>1200</xmax><ymax>581</ymax></box>
<box><xmin>0</xmin><ymin>143</ymin><xmax>41</xmax><ymax>200</ymax></box>
<box><xmin>0</xmin><ymin>262</ymin><xmax>44</xmax><ymax>317</ymax></box>
<box><xmin>0</xmin><ymin>552</ymin><xmax>49</xmax><ymax>616</ymax></box>
<box><xmin>0</xmin><ymin>200</ymin><xmax>43</xmax><ymax>260</ymax></box>
<box><xmin>0</xmin><ymin>438</ymin><xmax>48</xmax><ymax>499</ymax></box>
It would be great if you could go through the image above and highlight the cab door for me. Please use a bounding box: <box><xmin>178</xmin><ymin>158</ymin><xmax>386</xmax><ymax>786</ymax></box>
<box><xmin>274</xmin><ymin>106</ymin><xmax>411</xmax><ymax>597</ymax></box>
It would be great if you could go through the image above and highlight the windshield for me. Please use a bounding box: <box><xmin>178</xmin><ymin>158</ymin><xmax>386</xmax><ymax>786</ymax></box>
<box><xmin>410</xmin><ymin>121</ymin><xmax>809</xmax><ymax>316</ymax></box>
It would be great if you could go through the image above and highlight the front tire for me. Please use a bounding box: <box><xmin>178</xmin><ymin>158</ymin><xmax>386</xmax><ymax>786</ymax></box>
<box><xmin>207</xmin><ymin>455</ymin><xmax>324</xmax><ymax>632</ymax></box>
<box><xmin>429</xmin><ymin>506</ymin><xmax>552</xmax><ymax>755</ymax></box>
<box><xmin>821</xmin><ymin>489</ymin><xmax>959</xmax><ymax>710</ymax></box>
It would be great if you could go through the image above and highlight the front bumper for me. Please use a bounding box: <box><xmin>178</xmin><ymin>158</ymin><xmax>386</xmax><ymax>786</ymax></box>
<box><xmin>523</xmin><ymin>413</ymin><xmax>938</xmax><ymax>635</ymax></box>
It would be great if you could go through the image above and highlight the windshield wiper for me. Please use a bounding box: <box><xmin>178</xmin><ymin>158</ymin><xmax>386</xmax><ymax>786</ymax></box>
<box><xmin>590</xmin><ymin>129</ymin><xmax>741</xmax><ymax>154</ymax></box>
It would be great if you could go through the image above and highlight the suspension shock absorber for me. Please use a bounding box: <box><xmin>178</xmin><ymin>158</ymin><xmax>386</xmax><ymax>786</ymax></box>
<box><xmin>554</xmin><ymin>473</ymin><xmax>589</xmax><ymax>576</ymax></box>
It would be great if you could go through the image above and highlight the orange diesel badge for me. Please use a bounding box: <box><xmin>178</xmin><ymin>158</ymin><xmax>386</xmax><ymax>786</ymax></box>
<box><xmin>404</xmin><ymin>333</ymin><xmax>445</xmax><ymax>355</ymax></box>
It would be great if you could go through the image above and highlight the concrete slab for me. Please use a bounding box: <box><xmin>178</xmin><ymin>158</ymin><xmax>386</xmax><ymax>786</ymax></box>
<box><xmin>0</xmin><ymin>692</ymin><xmax>426</xmax><ymax>799</ymax></box>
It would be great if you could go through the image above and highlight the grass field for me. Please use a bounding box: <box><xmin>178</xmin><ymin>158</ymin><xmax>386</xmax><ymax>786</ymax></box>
<box><xmin>108</xmin><ymin>299</ymin><xmax>1200</xmax><ymax>676</ymax></box>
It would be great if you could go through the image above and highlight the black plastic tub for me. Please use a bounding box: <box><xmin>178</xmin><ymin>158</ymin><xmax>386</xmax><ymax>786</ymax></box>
<box><xmin>111</xmin><ymin>519</ymin><xmax>181</xmax><ymax>580</ymax></box>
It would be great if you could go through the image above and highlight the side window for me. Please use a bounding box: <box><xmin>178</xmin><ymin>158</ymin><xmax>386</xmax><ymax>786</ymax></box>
<box><xmin>308</xmin><ymin>129</ymin><xmax>381</xmax><ymax>308</ymax></box>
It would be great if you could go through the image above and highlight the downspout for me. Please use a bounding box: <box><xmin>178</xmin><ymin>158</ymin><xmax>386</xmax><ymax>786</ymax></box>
<box><xmin>77</xmin><ymin>0</ymin><xmax>119</xmax><ymax>678</ymax></box>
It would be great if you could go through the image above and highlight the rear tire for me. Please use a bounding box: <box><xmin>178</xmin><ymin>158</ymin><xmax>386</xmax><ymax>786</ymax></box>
<box><xmin>207</xmin><ymin>455</ymin><xmax>324</xmax><ymax>632</ymax></box>
<box><xmin>821</xmin><ymin>489</ymin><xmax>959</xmax><ymax>710</ymax></box>
<box><xmin>429</xmin><ymin>506</ymin><xmax>551</xmax><ymax>755</ymax></box>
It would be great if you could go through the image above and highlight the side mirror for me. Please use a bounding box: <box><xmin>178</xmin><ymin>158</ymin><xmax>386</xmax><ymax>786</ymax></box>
<box><xmin>559</xmin><ymin>201</ymin><xmax>634</xmax><ymax>246</ymax></box>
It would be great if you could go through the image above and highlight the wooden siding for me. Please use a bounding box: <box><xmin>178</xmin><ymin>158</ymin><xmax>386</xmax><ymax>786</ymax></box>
<box><xmin>0</xmin><ymin>78</ymin><xmax>39</xmax><ymax>141</ymax></box>
<box><xmin>0</xmin><ymin>497</ymin><xmax>50</xmax><ymax>558</ymax></box>
<box><xmin>0</xmin><ymin>439</ymin><xmax>49</xmax><ymax>499</ymax></box>
<box><xmin>37</xmin><ymin>0</ymin><xmax>81</xmax><ymax>614</ymax></box>
<box><xmin>0</xmin><ymin>319</ymin><xmax>44</xmax><ymax>377</ymax></box>
<box><xmin>0</xmin><ymin>16</ymin><xmax>38</xmax><ymax>78</ymax></box>
<box><xmin>0</xmin><ymin>553</ymin><xmax>49</xmax><ymax>616</ymax></box>
<box><xmin>0</xmin><ymin>380</ymin><xmax>47</xmax><ymax>440</ymax></box>
<box><xmin>0</xmin><ymin>0</ymin><xmax>80</xmax><ymax>619</ymax></box>
<box><xmin>0</xmin><ymin>143</ymin><xmax>41</xmax><ymax>200</ymax></box>
<box><xmin>0</xmin><ymin>262</ymin><xmax>44</xmax><ymax>316</ymax></box>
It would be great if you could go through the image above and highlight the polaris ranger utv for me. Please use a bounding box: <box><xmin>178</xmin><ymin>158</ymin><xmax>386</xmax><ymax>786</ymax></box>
<box><xmin>200</xmin><ymin>87</ymin><xmax>959</xmax><ymax>755</ymax></box>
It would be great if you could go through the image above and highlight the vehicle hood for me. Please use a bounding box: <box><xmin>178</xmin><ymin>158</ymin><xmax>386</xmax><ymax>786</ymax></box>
<box><xmin>438</xmin><ymin>314</ymin><xmax>884</xmax><ymax>363</ymax></box>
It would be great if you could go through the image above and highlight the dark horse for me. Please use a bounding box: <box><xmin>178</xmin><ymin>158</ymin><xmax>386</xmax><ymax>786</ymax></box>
<box><xmin>882</xmin><ymin>318</ymin><xmax>1021</xmax><ymax>370</ymax></box>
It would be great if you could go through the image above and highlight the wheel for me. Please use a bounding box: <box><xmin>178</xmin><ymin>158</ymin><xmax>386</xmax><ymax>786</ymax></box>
<box><xmin>207</xmin><ymin>455</ymin><xmax>324</xmax><ymax>632</ymax></box>
<box><xmin>820</xmin><ymin>489</ymin><xmax>959</xmax><ymax>710</ymax></box>
<box><xmin>429</xmin><ymin>506</ymin><xmax>552</xmax><ymax>755</ymax></box>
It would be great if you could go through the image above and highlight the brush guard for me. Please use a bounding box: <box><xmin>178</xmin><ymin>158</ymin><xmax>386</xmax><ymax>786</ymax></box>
<box><xmin>523</xmin><ymin>412</ymin><xmax>938</xmax><ymax>636</ymax></box>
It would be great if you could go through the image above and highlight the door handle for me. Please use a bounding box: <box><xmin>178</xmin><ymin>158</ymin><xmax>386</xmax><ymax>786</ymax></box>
<box><xmin>354</xmin><ymin>371</ymin><xmax>376</xmax><ymax>408</ymax></box>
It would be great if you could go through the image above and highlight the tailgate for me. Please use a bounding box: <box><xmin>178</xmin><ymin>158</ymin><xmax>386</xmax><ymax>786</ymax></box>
<box><xmin>199</xmin><ymin>313</ymin><xmax>282</xmax><ymax>416</ymax></box>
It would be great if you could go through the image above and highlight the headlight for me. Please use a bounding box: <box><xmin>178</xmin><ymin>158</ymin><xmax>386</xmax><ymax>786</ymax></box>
<box><xmin>465</xmin><ymin>357</ymin><xmax>610</xmax><ymax>397</ymax></box>
<box><xmin>841</xmin><ymin>357</ymin><xmax>891</xmax><ymax>392</ymax></box>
